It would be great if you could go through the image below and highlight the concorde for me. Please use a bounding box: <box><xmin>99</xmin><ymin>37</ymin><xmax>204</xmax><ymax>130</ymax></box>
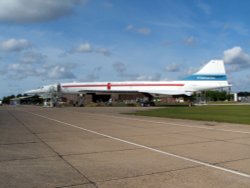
<box><xmin>25</xmin><ymin>60</ymin><xmax>231</xmax><ymax>97</ymax></box>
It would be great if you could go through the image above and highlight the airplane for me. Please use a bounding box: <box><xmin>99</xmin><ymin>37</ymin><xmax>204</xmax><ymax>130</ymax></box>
<box><xmin>24</xmin><ymin>59</ymin><xmax>231</xmax><ymax>104</ymax></box>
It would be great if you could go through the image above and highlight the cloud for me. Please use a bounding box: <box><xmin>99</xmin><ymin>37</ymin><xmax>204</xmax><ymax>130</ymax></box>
<box><xmin>0</xmin><ymin>38</ymin><xmax>31</xmax><ymax>52</ymax></box>
<box><xmin>125</xmin><ymin>25</ymin><xmax>152</xmax><ymax>35</ymax></box>
<box><xmin>96</xmin><ymin>48</ymin><xmax>111</xmax><ymax>56</ymax></box>
<box><xmin>103</xmin><ymin>2</ymin><xmax>114</xmax><ymax>8</ymax></box>
<box><xmin>70</xmin><ymin>42</ymin><xmax>111</xmax><ymax>56</ymax></box>
<box><xmin>211</xmin><ymin>21</ymin><xmax>249</xmax><ymax>36</ymax></box>
<box><xmin>112</xmin><ymin>61</ymin><xmax>126</xmax><ymax>74</ymax></box>
<box><xmin>224</xmin><ymin>23</ymin><xmax>249</xmax><ymax>36</ymax></box>
<box><xmin>81</xmin><ymin>66</ymin><xmax>102</xmax><ymax>81</ymax></box>
<box><xmin>112</xmin><ymin>61</ymin><xmax>161</xmax><ymax>81</ymax></box>
<box><xmin>165</xmin><ymin>63</ymin><xmax>180</xmax><ymax>72</ymax></box>
<box><xmin>184</xmin><ymin>67</ymin><xmax>199</xmax><ymax>77</ymax></box>
<box><xmin>20</xmin><ymin>51</ymin><xmax>47</xmax><ymax>64</ymax></box>
<box><xmin>223</xmin><ymin>46</ymin><xmax>250</xmax><ymax>71</ymax></box>
<box><xmin>0</xmin><ymin>0</ymin><xmax>87</xmax><ymax>23</ymax></box>
<box><xmin>46</xmin><ymin>65</ymin><xmax>76</xmax><ymax>79</ymax></box>
<box><xmin>2</xmin><ymin>50</ymin><xmax>49</xmax><ymax>79</ymax></box>
<box><xmin>6</xmin><ymin>54</ymin><xmax>76</xmax><ymax>80</ymax></box>
<box><xmin>126</xmin><ymin>25</ymin><xmax>134</xmax><ymax>31</ymax></box>
<box><xmin>196</xmin><ymin>1</ymin><xmax>211</xmax><ymax>15</ymax></box>
<box><xmin>136</xmin><ymin>28</ymin><xmax>152</xmax><ymax>35</ymax></box>
<box><xmin>149</xmin><ymin>21</ymin><xmax>193</xmax><ymax>29</ymax></box>
<box><xmin>72</xmin><ymin>43</ymin><xmax>93</xmax><ymax>53</ymax></box>
<box><xmin>135</xmin><ymin>73</ymin><xmax>161</xmax><ymax>81</ymax></box>
<box><xmin>184</xmin><ymin>36</ymin><xmax>196</xmax><ymax>46</ymax></box>
<box><xmin>7</xmin><ymin>63</ymin><xmax>39</xmax><ymax>79</ymax></box>
<box><xmin>112</xmin><ymin>61</ymin><xmax>139</xmax><ymax>79</ymax></box>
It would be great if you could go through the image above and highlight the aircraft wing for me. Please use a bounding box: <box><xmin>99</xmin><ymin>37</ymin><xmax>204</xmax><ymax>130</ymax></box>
<box><xmin>138</xmin><ymin>90</ymin><xmax>193</xmax><ymax>96</ymax></box>
<box><xmin>78</xmin><ymin>90</ymin><xmax>139</xmax><ymax>94</ymax></box>
<box><xmin>78</xmin><ymin>89</ymin><xmax>193</xmax><ymax>96</ymax></box>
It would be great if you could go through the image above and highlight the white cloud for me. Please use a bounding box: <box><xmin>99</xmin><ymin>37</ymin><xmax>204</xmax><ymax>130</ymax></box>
<box><xmin>20</xmin><ymin>51</ymin><xmax>46</xmax><ymax>64</ymax></box>
<box><xmin>135</xmin><ymin>73</ymin><xmax>161</xmax><ymax>81</ymax></box>
<box><xmin>165</xmin><ymin>63</ymin><xmax>180</xmax><ymax>72</ymax></box>
<box><xmin>70</xmin><ymin>43</ymin><xmax>111</xmax><ymax>56</ymax></box>
<box><xmin>73</xmin><ymin>43</ymin><xmax>93</xmax><ymax>53</ymax></box>
<box><xmin>7</xmin><ymin>63</ymin><xmax>39</xmax><ymax>79</ymax></box>
<box><xmin>125</xmin><ymin>25</ymin><xmax>152</xmax><ymax>35</ymax></box>
<box><xmin>3</xmin><ymin>50</ymin><xmax>49</xmax><ymax>79</ymax></box>
<box><xmin>0</xmin><ymin>38</ymin><xmax>31</xmax><ymax>52</ymax></box>
<box><xmin>46</xmin><ymin>65</ymin><xmax>76</xmax><ymax>79</ymax></box>
<box><xmin>6</xmin><ymin>53</ymin><xmax>76</xmax><ymax>80</ymax></box>
<box><xmin>0</xmin><ymin>0</ymin><xmax>87</xmax><ymax>23</ymax></box>
<box><xmin>223</xmin><ymin>46</ymin><xmax>250</xmax><ymax>71</ymax></box>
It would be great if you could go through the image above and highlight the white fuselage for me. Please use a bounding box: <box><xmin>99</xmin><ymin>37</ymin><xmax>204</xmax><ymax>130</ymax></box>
<box><xmin>60</xmin><ymin>80</ymin><xmax>230</xmax><ymax>95</ymax></box>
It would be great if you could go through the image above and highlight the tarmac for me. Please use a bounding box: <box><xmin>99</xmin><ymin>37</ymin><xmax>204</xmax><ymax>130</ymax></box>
<box><xmin>0</xmin><ymin>105</ymin><xmax>250</xmax><ymax>188</ymax></box>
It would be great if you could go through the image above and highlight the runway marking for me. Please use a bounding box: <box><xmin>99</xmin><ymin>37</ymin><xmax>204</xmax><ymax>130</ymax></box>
<box><xmin>71</xmin><ymin>111</ymin><xmax>250</xmax><ymax>135</ymax></box>
<box><xmin>22</xmin><ymin>110</ymin><xmax>250</xmax><ymax>178</ymax></box>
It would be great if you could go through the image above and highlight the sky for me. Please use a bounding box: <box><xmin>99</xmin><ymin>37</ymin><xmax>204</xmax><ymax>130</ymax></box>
<box><xmin>1</xmin><ymin>0</ymin><xmax>250</xmax><ymax>98</ymax></box>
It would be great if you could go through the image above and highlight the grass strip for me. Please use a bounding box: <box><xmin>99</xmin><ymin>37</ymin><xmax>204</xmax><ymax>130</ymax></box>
<box><xmin>133</xmin><ymin>105</ymin><xmax>250</xmax><ymax>125</ymax></box>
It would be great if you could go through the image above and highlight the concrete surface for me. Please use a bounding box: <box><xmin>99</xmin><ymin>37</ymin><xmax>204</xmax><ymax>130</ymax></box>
<box><xmin>0</xmin><ymin>106</ymin><xmax>250</xmax><ymax>188</ymax></box>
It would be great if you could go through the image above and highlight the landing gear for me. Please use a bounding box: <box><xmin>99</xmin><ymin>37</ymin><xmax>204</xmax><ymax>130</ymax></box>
<box><xmin>139</xmin><ymin>100</ymin><xmax>156</xmax><ymax>107</ymax></box>
<box><xmin>139</xmin><ymin>93</ymin><xmax>155</xmax><ymax>107</ymax></box>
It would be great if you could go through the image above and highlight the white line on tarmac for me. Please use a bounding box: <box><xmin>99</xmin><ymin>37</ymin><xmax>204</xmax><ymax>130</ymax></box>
<box><xmin>23</xmin><ymin>110</ymin><xmax>250</xmax><ymax>178</ymax></box>
<box><xmin>70</xmin><ymin>111</ymin><xmax>250</xmax><ymax>135</ymax></box>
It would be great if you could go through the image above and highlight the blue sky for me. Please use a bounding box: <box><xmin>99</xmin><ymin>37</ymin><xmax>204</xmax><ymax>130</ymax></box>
<box><xmin>1</xmin><ymin>0</ymin><xmax>250</xmax><ymax>98</ymax></box>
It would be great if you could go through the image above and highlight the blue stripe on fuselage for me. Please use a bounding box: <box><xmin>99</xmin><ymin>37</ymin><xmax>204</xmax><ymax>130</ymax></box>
<box><xmin>183</xmin><ymin>74</ymin><xmax>227</xmax><ymax>81</ymax></box>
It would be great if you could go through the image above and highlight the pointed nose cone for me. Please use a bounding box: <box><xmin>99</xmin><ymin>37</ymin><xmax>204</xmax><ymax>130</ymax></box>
<box><xmin>24</xmin><ymin>88</ymin><xmax>43</xmax><ymax>96</ymax></box>
<box><xmin>24</xmin><ymin>84</ymin><xmax>56</xmax><ymax>96</ymax></box>
<box><xmin>24</xmin><ymin>88</ymin><xmax>44</xmax><ymax>95</ymax></box>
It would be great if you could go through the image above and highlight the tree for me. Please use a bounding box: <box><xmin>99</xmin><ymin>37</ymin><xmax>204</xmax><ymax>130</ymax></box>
<box><xmin>238</xmin><ymin>92</ymin><xmax>250</xmax><ymax>97</ymax></box>
<box><xmin>16</xmin><ymin>94</ymin><xmax>23</xmax><ymax>98</ymax></box>
<box><xmin>205</xmin><ymin>90</ymin><xmax>230</xmax><ymax>101</ymax></box>
<box><xmin>192</xmin><ymin>90</ymin><xmax>231</xmax><ymax>102</ymax></box>
<box><xmin>2</xmin><ymin>95</ymin><xmax>15</xmax><ymax>104</ymax></box>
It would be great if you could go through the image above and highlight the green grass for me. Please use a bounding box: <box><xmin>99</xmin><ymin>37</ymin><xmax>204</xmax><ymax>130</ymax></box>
<box><xmin>133</xmin><ymin>105</ymin><xmax>250</xmax><ymax>125</ymax></box>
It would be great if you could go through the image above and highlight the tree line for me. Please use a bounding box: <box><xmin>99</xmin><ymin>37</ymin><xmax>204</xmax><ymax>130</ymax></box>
<box><xmin>0</xmin><ymin>94</ymin><xmax>43</xmax><ymax>104</ymax></box>
<box><xmin>203</xmin><ymin>90</ymin><xmax>231</xmax><ymax>101</ymax></box>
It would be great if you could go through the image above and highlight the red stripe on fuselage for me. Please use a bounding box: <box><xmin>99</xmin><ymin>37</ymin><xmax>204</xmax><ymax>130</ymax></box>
<box><xmin>63</xmin><ymin>84</ymin><xmax>107</xmax><ymax>88</ymax></box>
<box><xmin>62</xmin><ymin>83</ymin><xmax>184</xmax><ymax>88</ymax></box>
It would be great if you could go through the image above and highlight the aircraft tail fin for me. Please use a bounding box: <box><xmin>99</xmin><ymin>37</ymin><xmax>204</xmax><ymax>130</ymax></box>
<box><xmin>183</xmin><ymin>60</ymin><xmax>228</xmax><ymax>81</ymax></box>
